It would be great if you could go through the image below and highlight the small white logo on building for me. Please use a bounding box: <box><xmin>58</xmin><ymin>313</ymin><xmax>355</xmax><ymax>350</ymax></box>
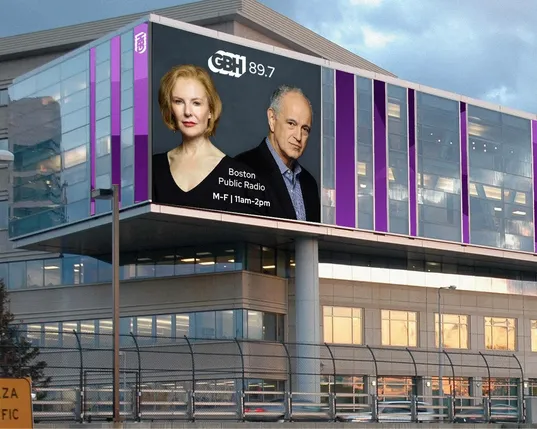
<box><xmin>134</xmin><ymin>32</ymin><xmax>147</xmax><ymax>54</ymax></box>
<box><xmin>208</xmin><ymin>50</ymin><xmax>247</xmax><ymax>78</ymax></box>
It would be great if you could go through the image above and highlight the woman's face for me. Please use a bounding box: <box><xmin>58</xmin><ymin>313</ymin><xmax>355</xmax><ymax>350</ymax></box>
<box><xmin>171</xmin><ymin>77</ymin><xmax>212</xmax><ymax>139</ymax></box>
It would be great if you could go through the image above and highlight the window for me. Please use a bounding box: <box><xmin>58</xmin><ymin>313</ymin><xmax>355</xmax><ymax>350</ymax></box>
<box><xmin>435</xmin><ymin>313</ymin><xmax>469</xmax><ymax>349</ymax></box>
<box><xmin>323</xmin><ymin>306</ymin><xmax>363</xmax><ymax>344</ymax></box>
<box><xmin>381</xmin><ymin>310</ymin><xmax>418</xmax><ymax>347</ymax></box>
<box><xmin>531</xmin><ymin>320</ymin><xmax>537</xmax><ymax>352</ymax></box>
<box><xmin>0</xmin><ymin>200</ymin><xmax>8</xmax><ymax>229</ymax></box>
<box><xmin>0</xmin><ymin>138</ymin><xmax>7</xmax><ymax>150</ymax></box>
<box><xmin>0</xmin><ymin>89</ymin><xmax>8</xmax><ymax>106</ymax></box>
<box><xmin>485</xmin><ymin>317</ymin><xmax>516</xmax><ymax>350</ymax></box>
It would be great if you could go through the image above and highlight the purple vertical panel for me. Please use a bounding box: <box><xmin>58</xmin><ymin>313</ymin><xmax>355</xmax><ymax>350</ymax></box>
<box><xmin>373</xmin><ymin>80</ymin><xmax>388</xmax><ymax>232</ymax></box>
<box><xmin>89</xmin><ymin>48</ymin><xmax>97</xmax><ymax>215</ymax></box>
<box><xmin>110</xmin><ymin>36</ymin><xmax>122</xmax><ymax>205</ymax></box>
<box><xmin>532</xmin><ymin>120</ymin><xmax>537</xmax><ymax>252</ymax></box>
<box><xmin>133</xmin><ymin>22</ymin><xmax>149</xmax><ymax>203</ymax></box>
<box><xmin>335</xmin><ymin>71</ymin><xmax>356</xmax><ymax>228</ymax></box>
<box><xmin>408</xmin><ymin>89</ymin><xmax>417</xmax><ymax>236</ymax></box>
<box><xmin>460</xmin><ymin>102</ymin><xmax>469</xmax><ymax>243</ymax></box>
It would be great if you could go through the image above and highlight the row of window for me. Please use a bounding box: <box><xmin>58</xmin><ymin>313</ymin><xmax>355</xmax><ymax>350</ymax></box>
<box><xmin>2</xmin><ymin>243</ymin><xmax>282</xmax><ymax>290</ymax></box>
<box><xmin>6</xmin><ymin>242</ymin><xmax>537</xmax><ymax>298</ymax></box>
<box><xmin>22</xmin><ymin>309</ymin><xmax>285</xmax><ymax>348</ymax></box>
<box><xmin>323</xmin><ymin>306</ymin><xmax>526</xmax><ymax>351</ymax></box>
<box><xmin>319</xmin><ymin>72</ymin><xmax>535</xmax><ymax>251</ymax></box>
<box><xmin>0</xmin><ymin>89</ymin><xmax>7</xmax><ymax>107</ymax></box>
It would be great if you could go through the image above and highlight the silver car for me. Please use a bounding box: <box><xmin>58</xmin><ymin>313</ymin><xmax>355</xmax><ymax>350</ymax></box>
<box><xmin>338</xmin><ymin>400</ymin><xmax>437</xmax><ymax>423</ymax></box>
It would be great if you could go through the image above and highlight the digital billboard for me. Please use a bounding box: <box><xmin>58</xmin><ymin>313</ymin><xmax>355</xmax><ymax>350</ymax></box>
<box><xmin>151</xmin><ymin>23</ymin><xmax>322</xmax><ymax>223</ymax></box>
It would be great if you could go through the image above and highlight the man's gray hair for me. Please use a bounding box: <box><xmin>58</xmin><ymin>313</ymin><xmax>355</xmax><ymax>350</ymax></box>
<box><xmin>269</xmin><ymin>84</ymin><xmax>312</xmax><ymax>115</ymax></box>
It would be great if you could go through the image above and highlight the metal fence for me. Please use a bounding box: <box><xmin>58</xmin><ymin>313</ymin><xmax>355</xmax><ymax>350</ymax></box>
<box><xmin>5</xmin><ymin>330</ymin><xmax>529</xmax><ymax>423</ymax></box>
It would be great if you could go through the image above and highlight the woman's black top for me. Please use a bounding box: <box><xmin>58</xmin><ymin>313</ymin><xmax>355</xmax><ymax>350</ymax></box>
<box><xmin>152</xmin><ymin>152</ymin><xmax>272</xmax><ymax>216</ymax></box>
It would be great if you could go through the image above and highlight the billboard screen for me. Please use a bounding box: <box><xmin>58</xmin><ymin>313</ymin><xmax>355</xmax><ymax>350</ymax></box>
<box><xmin>151</xmin><ymin>23</ymin><xmax>322</xmax><ymax>223</ymax></box>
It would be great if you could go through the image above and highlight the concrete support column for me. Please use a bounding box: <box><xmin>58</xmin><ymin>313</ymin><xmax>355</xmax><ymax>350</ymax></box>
<box><xmin>294</xmin><ymin>237</ymin><xmax>320</xmax><ymax>398</ymax></box>
<box><xmin>470</xmin><ymin>377</ymin><xmax>483</xmax><ymax>405</ymax></box>
<box><xmin>418</xmin><ymin>377</ymin><xmax>433</xmax><ymax>399</ymax></box>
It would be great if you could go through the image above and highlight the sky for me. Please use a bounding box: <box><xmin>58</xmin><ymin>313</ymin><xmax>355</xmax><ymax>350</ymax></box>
<box><xmin>2</xmin><ymin>0</ymin><xmax>536</xmax><ymax>114</ymax></box>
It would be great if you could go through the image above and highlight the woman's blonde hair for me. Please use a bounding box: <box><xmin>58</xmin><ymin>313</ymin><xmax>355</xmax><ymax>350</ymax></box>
<box><xmin>158</xmin><ymin>64</ymin><xmax>222</xmax><ymax>137</ymax></box>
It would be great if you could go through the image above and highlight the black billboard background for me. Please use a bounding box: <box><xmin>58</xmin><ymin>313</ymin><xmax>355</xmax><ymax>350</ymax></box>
<box><xmin>150</xmin><ymin>22</ymin><xmax>322</xmax><ymax>191</ymax></box>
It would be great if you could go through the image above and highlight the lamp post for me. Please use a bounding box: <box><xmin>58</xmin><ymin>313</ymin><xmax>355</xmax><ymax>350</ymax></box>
<box><xmin>437</xmin><ymin>285</ymin><xmax>456</xmax><ymax>406</ymax></box>
<box><xmin>91</xmin><ymin>184</ymin><xmax>120</xmax><ymax>423</ymax></box>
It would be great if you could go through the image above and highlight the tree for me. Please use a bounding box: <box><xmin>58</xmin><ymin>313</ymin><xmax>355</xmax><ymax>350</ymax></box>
<box><xmin>0</xmin><ymin>280</ymin><xmax>51</xmax><ymax>390</ymax></box>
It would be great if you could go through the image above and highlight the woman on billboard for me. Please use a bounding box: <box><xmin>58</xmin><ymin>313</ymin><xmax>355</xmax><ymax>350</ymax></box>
<box><xmin>152</xmin><ymin>64</ymin><xmax>273</xmax><ymax>216</ymax></box>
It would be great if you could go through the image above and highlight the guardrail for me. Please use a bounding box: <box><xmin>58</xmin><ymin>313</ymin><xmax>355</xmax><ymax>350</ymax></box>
<box><xmin>32</xmin><ymin>387</ymin><xmax>525</xmax><ymax>424</ymax></box>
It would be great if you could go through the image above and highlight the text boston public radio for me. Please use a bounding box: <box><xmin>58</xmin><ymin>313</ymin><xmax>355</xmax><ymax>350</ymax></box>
<box><xmin>213</xmin><ymin>169</ymin><xmax>271</xmax><ymax>208</ymax></box>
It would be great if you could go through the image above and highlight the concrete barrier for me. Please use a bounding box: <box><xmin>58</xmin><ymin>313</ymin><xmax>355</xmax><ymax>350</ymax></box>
<box><xmin>34</xmin><ymin>422</ymin><xmax>505</xmax><ymax>429</ymax></box>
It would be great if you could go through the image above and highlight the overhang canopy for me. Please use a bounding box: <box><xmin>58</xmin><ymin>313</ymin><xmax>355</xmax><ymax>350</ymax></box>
<box><xmin>10</xmin><ymin>203</ymin><xmax>537</xmax><ymax>272</ymax></box>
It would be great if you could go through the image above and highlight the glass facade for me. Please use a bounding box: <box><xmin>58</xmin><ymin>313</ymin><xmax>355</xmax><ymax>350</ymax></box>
<box><xmin>317</xmin><ymin>249</ymin><xmax>537</xmax><ymax>296</ymax></box>
<box><xmin>356</xmin><ymin>77</ymin><xmax>373</xmax><ymax>229</ymax></box>
<box><xmin>94</xmin><ymin>42</ymin><xmax>112</xmax><ymax>214</ymax></box>
<box><xmin>321</xmin><ymin>67</ymin><xmax>335</xmax><ymax>224</ymax></box>
<box><xmin>468</xmin><ymin>106</ymin><xmax>533</xmax><ymax>251</ymax></box>
<box><xmin>6</xmin><ymin>30</ymin><xmax>537</xmax><ymax>255</ymax></box>
<box><xmin>22</xmin><ymin>308</ymin><xmax>285</xmax><ymax>347</ymax></box>
<box><xmin>120</xmin><ymin>30</ymin><xmax>135</xmax><ymax>206</ymax></box>
<box><xmin>8</xmin><ymin>27</ymin><xmax>138</xmax><ymax>238</ymax></box>
<box><xmin>416</xmin><ymin>92</ymin><xmax>461</xmax><ymax>241</ymax></box>
<box><xmin>387</xmin><ymin>85</ymin><xmax>409</xmax><ymax>235</ymax></box>
<box><xmin>0</xmin><ymin>88</ymin><xmax>8</xmax><ymax>106</ymax></box>
<box><xmin>9</xmin><ymin>51</ymin><xmax>90</xmax><ymax>236</ymax></box>
<box><xmin>0</xmin><ymin>242</ymin><xmax>290</xmax><ymax>290</ymax></box>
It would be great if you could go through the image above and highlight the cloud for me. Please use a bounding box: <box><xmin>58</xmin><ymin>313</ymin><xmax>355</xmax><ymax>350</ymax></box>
<box><xmin>361</xmin><ymin>25</ymin><xmax>398</xmax><ymax>49</ymax></box>
<box><xmin>296</xmin><ymin>0</ymin><xmax>537</xmax><ymax>113</ymax></box>
<box><xmin>2</xmin><ymin>0</ymin><xmax>536</xmax><ymax>113</ymax></box>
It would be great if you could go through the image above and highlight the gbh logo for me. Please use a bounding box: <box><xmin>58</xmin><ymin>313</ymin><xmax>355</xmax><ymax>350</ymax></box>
<box><xmin>208</xmin><ymin>50</ymin><xmax>247</xmax><ymax>78</ymax></box>
<box><xmin>134</xmin><ymin>32</ymin><xmax>147</xmax><ymax>54</ymax></box>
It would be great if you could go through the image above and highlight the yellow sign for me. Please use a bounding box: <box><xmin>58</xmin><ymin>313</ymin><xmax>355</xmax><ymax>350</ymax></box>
<box><xmin>0</xmin><ymin>378</ymin><xmax>33</xmax><ymax>429</ymax></box>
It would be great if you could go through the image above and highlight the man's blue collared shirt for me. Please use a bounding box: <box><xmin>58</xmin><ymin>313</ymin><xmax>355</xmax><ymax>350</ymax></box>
<box><xmin>265</xmin><ymin>138</ymin><xmax>306</xmax><ymax>221</ymax></box>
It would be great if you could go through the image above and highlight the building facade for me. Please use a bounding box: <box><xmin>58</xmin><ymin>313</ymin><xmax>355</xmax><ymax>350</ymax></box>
<box><xmin>2</xmin><ymin>0</ymin><xmax>537</xmax><ymax>420</ymax></box>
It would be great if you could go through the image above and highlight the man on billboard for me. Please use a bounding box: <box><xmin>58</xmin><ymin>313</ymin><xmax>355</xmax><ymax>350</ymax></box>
<box><xmin>235</xmin><ymin>85</ymin><xmax>321</xmax><ymax>223</ymax></box>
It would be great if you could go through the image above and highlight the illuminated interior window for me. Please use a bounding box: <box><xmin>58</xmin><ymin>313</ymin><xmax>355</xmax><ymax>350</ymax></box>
<box><xmin>323</xmin><ymin>306</ymin><xmax>363</xmax><ymax>345</ymax></box>
<box><xmin>381</xmin><ymin>310</ymin><xmax>417</xmax><ymax>347</ymax></box>
<box><xmin>485</xmin><ymin>317</ymin><xmax>516</xmax><ymax>351</ymax></box>
<box><xmin>434</xmin><ymin>313</ymin><xmax>469</xmax><ymax>349</ymax></box>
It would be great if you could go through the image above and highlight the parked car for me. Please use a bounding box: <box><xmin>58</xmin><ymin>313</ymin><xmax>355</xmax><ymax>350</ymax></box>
<box><xmin>338</xmin><ymin>400</ymin><xmax>437</xmax><ymax>423</ymax></box>
<box><xmin>453</xmin><ymin>404</ymin><xmax>519</xmax><ymax>423</ymax></box>
<box><xmin>244</xmin><ymin>398</ymin><xmax>330</xmax><ymax>422</ymax></box>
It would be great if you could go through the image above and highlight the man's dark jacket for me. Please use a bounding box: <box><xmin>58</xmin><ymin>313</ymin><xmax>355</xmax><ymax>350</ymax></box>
<box><xmin>235</xmin><ymin>140</ymin><xmax>321</xmax><ymax>222</ymax></box>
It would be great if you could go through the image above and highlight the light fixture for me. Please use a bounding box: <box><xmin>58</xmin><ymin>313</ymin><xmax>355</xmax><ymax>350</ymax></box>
<box><xmin>44</xmin><ymin>265</ymin><xmax>59</xmax><ymax>270</ymax></box>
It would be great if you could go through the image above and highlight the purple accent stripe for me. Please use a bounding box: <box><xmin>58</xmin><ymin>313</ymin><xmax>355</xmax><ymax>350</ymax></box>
<box><xmin>111</xmin><ymin>36</ymin><xmax>122</xmax><ymax>206</ymax></box>
<box><xmin>133</xmin><ymin>22</ymin><xmax>149</xmax><ymax>203</ymax></box>
<box><xmin>460</xmin><ymin>102</ymin><xmax>469</xmax><ymax>243</ymax></box>
<box><xmin>408</xmin><ymin>89</ymin><xmax>417</xmax><ymax>236</ymax></box>
<box><xmin>89</xmin><ymin>48</ymin><xmax>96</xmax><ymax>216</ymax></box>
<box><xmin>532</xmin><ymin>120</ymin><xmax>537</xmax><ymax>252</ymax></box>
<box><xmin>335</xmin><ymin>71</ymin><xmax>356</xmax><ymax>228</ymax></box>
<box><xmin>373</xmin><ymin>80</ymin><xmax>387</xmax><ymax>232</ymax></box>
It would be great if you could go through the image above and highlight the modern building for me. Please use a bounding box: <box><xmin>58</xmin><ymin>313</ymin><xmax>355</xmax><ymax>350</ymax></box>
<box><xmin>1</xmin><ymin>0</ymin><xmax>537</xmax><ymax>422</ymax></box>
